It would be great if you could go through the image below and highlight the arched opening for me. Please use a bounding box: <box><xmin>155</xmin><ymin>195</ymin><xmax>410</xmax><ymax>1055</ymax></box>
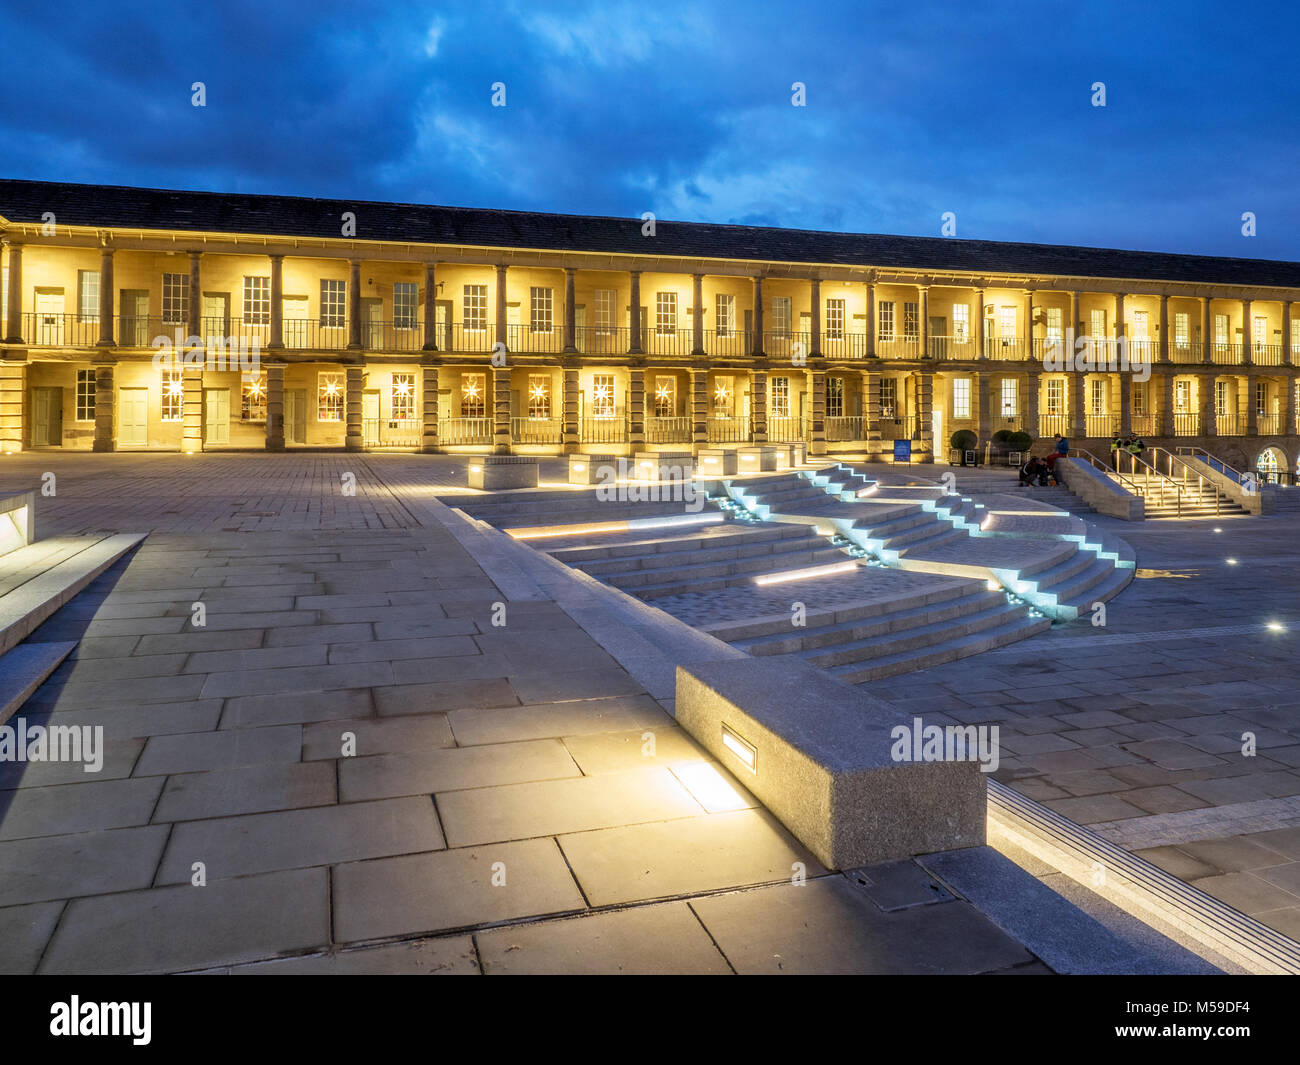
<box><xmin>1256</xmin><ymin>446</ymin><xmax>1286</xmax><ymax>485</ymax></box>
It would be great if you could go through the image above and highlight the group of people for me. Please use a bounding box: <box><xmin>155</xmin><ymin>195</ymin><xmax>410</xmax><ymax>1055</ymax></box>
<box><xmin>1111</xmin><ymin>432</ymin><xmax>1146</xmax><ymax>456</ymax></box>
<box><xmin>1018</xmin><ymin>434</ymin><xmax>1069</xmax><ymax>488</ymax></box>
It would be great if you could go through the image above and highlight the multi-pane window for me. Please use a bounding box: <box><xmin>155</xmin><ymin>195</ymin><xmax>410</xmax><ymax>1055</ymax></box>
<box><xmin>1175</xmin><ymin>312</ymin><xmax>1190</xmax><ymax>348</ymax></box>
<box><xmin>594</xmin><ymin>290</ymin><xmax>616</xmax><ymax>334</ymax></box>
<box><xmin>320</xmin><ymin>280</ymin><xmax>346</xmax><ymax>328</ymax></box>
<box><xmin>878</xmin><ymin>301</ymin><xmax>896</xmax><ymax>341</ymax></box>
<box><xmin>393</xmin><ymin>282</ymin><xmax>418</xmax><ymax>330</ymax></box>
<box><xmin>827</xmin><ymin>377</ymin><xmax>844</xmax><ymax>418</ymax></box>
<box><xmin>1257</xmin><ymin>380</ymin><xmax>1268</xmax><ymax>415</ymax></box>
<box><xmin>712</xmin><ymin>375</ymin><xmax>734</xmax><ymax>415</ymax></box>
<box><xmin>825</xmin><ymin>299</ymin><xmax>845</xmax><ymax>340</ymax></box>
<box><xmin>770</xmin><ymin>376</ymin><xmax>790</xmax><ymax>418</ymax></box>
<box><xmin>903</xmin><ymin>302</ymin><xmax>919</xmax><ymax>340</ymax></box>
<box><xmin>1214</xmin><ymin>313</ymin><xmax>1229</xmax><ymax>347</ymax></box>
<box><xmin>527</xmin><ymin>375</ymin><xmax>551</xmax><ymax>419</ymax></box>
<box><xmin>1131</xmin><ymin>310</ymin><xmax>1149</xmax><ymax>340</ymax></box>
<box><xmin>1254</xmin><ymin>316</ymin><xmax>1267</xmax><ymax>351</ymax></box>
<box><xmin>244</xmin><ymin>276</ymin><xmax>270</xmax><ymax>324</ymax></box>
<box><xmin>1292</xmin><ymin>319</ymin><xmax>1300</xmax><ymax>355</ymax></box>
<box><xmin>1134</xmin><ymin>385</ymin><xmax>1147</xmax><ymax>415</ymax></box>
<box><xmin>1089</xmin><ymin>308</ymin><xmax>1106</xmax><ymax>339</ymax></box>
<box><xmin>998</xmin><ymin>306</ymin><xmax>1016</xmax><ymax>340</ymax></box>
<box><xmin>591</xmin><ymin>373</ymin><xmax>615</xmax><ymax>419</ymax></box>
<box><xmin>653</xmin><ymin>376</ymin><xmax>675</xmax><ymax>418</ymax></box>
<box><xmin>391</xmin><ymin>373</ymin><xmax>416</xmax><ymax>420</ymax></box>
<box><xmin>1175</xmin><ymin>380</ymin><xmax>1191</xmax><ymax>413</ymax></box>
<box><xmin>318</xmin><ymin>372</ymin><xmax>345</xmax><ymax>421</ymax></box>
<box><xmin>952</xmin><ymin>304</ymin><xmax>969</xmax><ymax>342</ymax></box>
<box><xmin>460</xmin><ymin>373</ymin><xmax>485</xmax><ymax>417</ymax></box>
<box><xmin>530</xmin><ymin>287</ymin><xmax>554</xmax><ymax>333</ymax></box>
<box><xmin>952</xmin><ymin>378</ymin><xmax>971</xmax><ymax>419</ymax></box>
<box><xmin>241</xmin><ymin>372</ymin><xmax>267</xmax><ymax>421</ymax></box>
<box><xmin>1091</xmin><ymin>379</ymin><xmax>1107</xmax><ymax>416</ymax></box>
<box><xmin>1046</xmin><ymin>307</ymin><xmax>1063</xmax><ymax>342</ymax></box>
<box><xmin>162</xmin><ymin>273</ymin><xmax>189</xmax><ymax>325</ymax></box>
<box><xmin>76</xmin><ymin>369</ymin><xmax>96</xmax><ymax>421</ymax></box>
<box><xmin>655</xmin><ymin>292</ymin><xmax>677</xmax><ymax>335</ymax></box>
<box><xmin>771</xmin><ymin>297</ymin><xmax>791</xmax><ymax>337</ymax></box>
<box><xmin>77</xmin><ymin>270</ymin><xmax>100</xmax><ymax>322</ymax></box>
<box><xmin>161</xmin><ymin>370</ymin><xmax>183</xmax><ymax>421</ymax></box>
<box><xmin>1000</xmin><ymin>378</ymin><xmax>1017</xmax><ymax>418</ymax></box>
<box><xmin>463</xmin><ymin>285</ymin><xmax>487</xmax><ymax>331</ymax></box>
<box><xmin>715</xmin><ymin>294</ymin><xmax>734</xmax><ymax>336</ymax></box>
<box><xmin>880</xmin><ymin>377</ymin><xmax>897</xmax><ymax>418</ymax></box>
<box><xmin>1215</xmin><ymin>380</ymin><xmax>1228</xmax><ymax>416</ymax></box>
<box><xmin>1046</xmin><ymin>379</ymin><xmax>1064</xmax><ymax>415</ymax></box>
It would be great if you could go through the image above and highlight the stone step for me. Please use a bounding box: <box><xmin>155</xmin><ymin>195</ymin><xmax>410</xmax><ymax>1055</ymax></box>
<box><xmin>545</xmin><ymin>522</ymin><xmax>805</xmax><ymax>562</ymax></box>
<box><xmin>0</xmin><ymin>640</ymin><xmax>77</xmax><ymax>727</ymax></box>
<box><xmin>572</xmin><ymin>531</ymin><xmax>828</xmax><ymax>575</ymax></box>
<box><xmin>1059</xmin><ymin>563</ymin><xmax>1134</xmax><ymax>615</ymax></box>
<box><xmin>612</xmin><ymin>543</ymin><xmax>847</xmax><ymax>593</ymax></box>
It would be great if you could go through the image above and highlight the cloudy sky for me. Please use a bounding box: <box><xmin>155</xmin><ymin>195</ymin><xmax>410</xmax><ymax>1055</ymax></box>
<box><xmin>2</xmin><ymin>0</ymin><xmax>1298</xmax><ymax>259</ymax></box>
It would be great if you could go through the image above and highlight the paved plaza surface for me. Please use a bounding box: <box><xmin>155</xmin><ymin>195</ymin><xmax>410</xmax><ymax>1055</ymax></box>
<box><xmin>0</xmin><ymin>451</ymin><xmax>1294</xmax><ymax>972</ymax></box>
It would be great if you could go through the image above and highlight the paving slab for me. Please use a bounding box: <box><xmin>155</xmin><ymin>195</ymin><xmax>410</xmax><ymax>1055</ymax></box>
<box><xmin>339</xmin><ymin>739</ymin><xmax>580</xmax><ymax>802</ymax></box>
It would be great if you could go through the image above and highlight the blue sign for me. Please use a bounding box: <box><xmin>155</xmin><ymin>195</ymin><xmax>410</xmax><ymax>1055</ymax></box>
<box><xmin>893</xmin><ymin>439</ymin><xmax>912</xmax><ymax>462</ymax></box>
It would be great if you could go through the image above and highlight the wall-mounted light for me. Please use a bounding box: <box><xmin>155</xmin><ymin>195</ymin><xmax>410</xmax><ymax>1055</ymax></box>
<box><xmin>721</xmin><ymin>723</ymin><xmax>757</xmax><ymax>773</ymax></box>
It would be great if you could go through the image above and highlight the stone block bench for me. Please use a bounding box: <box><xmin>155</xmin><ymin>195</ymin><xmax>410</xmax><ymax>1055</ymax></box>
<box><xmin>468</xmin><ymin>455</ymin><xmax>539</xmax><ymax>490</ymax></box>
<box><xmin>568</xmin><ymin>453</ymin><xmax>619</xmax><ymax>485</ymax></box>
<box><xmin>737</xmin><ymin>445</ymin><xmax>780</xmax><ymax>472</ymax></box>
<box><xmin>696</xmin><ymin>449</ymin><xmax>738</xmax><ymax>476</ymax></box>
<box><xmin>632</xmin><ymin>451</ymin><xmax>694</xmax><ymax>482</ymax></box>
<box><xmin>676</xmin><ymin>656</ymin><xmax>986</xmax><ymax>869</ymax></box>
<box><xmin>0</xmin><ymin>491</ymin><xmax>36</xmax><ymax>559</ymax></box>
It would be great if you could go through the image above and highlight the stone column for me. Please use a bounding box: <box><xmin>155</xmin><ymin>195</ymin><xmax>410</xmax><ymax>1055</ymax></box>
<box><xmin>268</xmin><ymin>254</ymin><xmax>284</xmax><ymax>350</ymax></box>
<box><xmin>1283</xmin><ymin>301</ymin><xmax>1293</xmax><ymax>366</ymax></box>
<box><xmin>562</xmin><ymin>369</ymin><xmax>580</xmax><ymax>453</ymax></box>
<box><xmin>1160</xmin><ymin>373</ymin><xmax>1176</xmax><ymax>438</ymax></box>
<box><xmin>691</xmin><ymin>274</ymin><xmax>705</xmax><ymax>356</ymax></box>
<box><xmin>495</xmin><ymin>265</ymin><xmax>509</xmax><ymax>351</ymax></box>
<box><xmin>348</xmin><ymin>260</ymin><xmax>362</xmax><ymax>350</ymax></box>
<box><xmin>563</xmin><ymin>268</ymin><xmax>577</xmax><ymax>353</ymax></box>
<box><xmin>628</xmin><ymin>271</ymin><xmax>643</xmax><ymax>355</ymax></box>
<box><xmin>918</xmin><ymin>285</ymin><xmax>929</xmax><ymax>358</ymax></box>
<box><xmin>1285</xmin><ymin>371</ymin><xmax>1297</xmax><ymax>437</ymax></box>
<box><xmin>974</xmin><ymin>288</ymin><xmax>985</xmax><ymax>359</ymax></box>
<box><xmin>690</xmin><ymin>369</ymin><xmax>708</xmax><ymax>450</ymax></box>
<box><xmin>422</xmin><ymin>262</ymin><xmax>438</xmax><ymax>351</ymax></box>
<box><xmin>808</xmin><ymin>370</ymin><xmax>826</xmax><ymax>456</ymax></box>
<box><xmin>1246</xmin><ymin>373</ymin><xmax>1259</xmax><ymax>435</ymax></box>
<box><xmin>492</xmin><ymin>365</ymin><xmax>511</xmax><ymax>454</ymax></box>
<box><xmin>864</xmin><ymin>371</ymin><xmax>882</xmax><ymax>453</ymax></box>
<box><xmin>182</xmin><ymin>366</ymin><xmax>203</xmax><ymax>453</ymax></box>
<box><xmin>1201</xmin><ymin>297</ymin><xmax>1213</xmax><ymax>364</ymax></box>
<box><xmin>751</xmin><ymin>277</ymin><xmax>764</xmax><ymax>356</ymax></box>
<box><xmin>865</xmin><ymin>282</ymin><xmax>876</xmax><ymax>359</ymax></box>
<box><xmin>1242</xmin><ymin>298</ymin><xmax>1253</xmax><ymax>365</ymax></box>
<box><xmin>0</xmin><ymin>359</ymin><xmax>25</xmax><ymax>452</ymax></box>
<box><xmin>188</xmin><ymin>251</ymin><xmax>202</xmax><ymax>340</ymax></box>
<box><xmin>265</xmin><ymin>362</ymin><xmax>285</xmax><ymax>450</ymax></box>
<box><xmin>97</xmin><ymin>248</ymin><xmax>116</xmax><ymax>347</ymax></box>
<box><xmin>1159</xmin><ymin>294</ymin><xmax>1169</xmax><ymax>365</ymax></box>
<box><xmin>750</xmin><ymin>370</ymin><xmax>767</xmax><ymax>444</ymax></box>
<box><xmin>975</xmin><ymin>371</ymin><xmax>991</xmax><ymax>442</ymax></box>
<box><xmin>914</xmin><ymin>372</ymin><xmax>933</xmax><ymax>459</ymax></box>
<box><xmin>1022</xmin><ymin>290</ymin><xmax>1033</xmax><ymax>361</ymax></box>
<box><xmin>1199</xmin><ymin>373</ymin><xmax>1216</xmax><ymax>438</ymax></box>
<box><xmin>92</xmin><ymin>360</ymin><xmax>116</xmax><ymax>452</ymax></box>
<box><xmin>809</xmin><ymin>279</ymin><xmax>821</xmax><ymax>357</ymax></box>
<box><xmin>1119</xmin><ymin>376</ymin><xmax>1132</xmax><ymax>437</ymax></box>
<box><xmin>1025</xmin><ymin>372</ymin><xmax>1040</xmax><ymax>442</ymax></box>
<box><xmin>1114</xmin><ymin>294</ymin><xmax>1126</xmax><ymax>369</ymax></box>
<box><xmin>345</xmin><ymin>365</ymin><xmax>364</xmax><ymax>450</ymax></box>
<box><xmin>1068</xmin><ymin>370</ymin><xmax>1086</xmax><ymax>439</ymax></box>
<box><xmin>4</xmin><ymin>243</ymin><xmax>22</xmax><ymax>343</ymax></box>
<box><xmin>628</xmin><ymin>368</ymin><xmax>645</xmax><ymax>446</ymax></box>
<box><xmin>420</xmin><ymin>361</ymin><xmax>439</xmax><ymax>452</ymax></box>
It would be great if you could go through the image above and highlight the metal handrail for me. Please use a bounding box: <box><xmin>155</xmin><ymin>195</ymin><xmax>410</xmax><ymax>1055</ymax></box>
<box><xmin>1174</xmin><ymin>445</ymin><xmax>1246</xmax><ymax>484</ymax></box>
<box><xmin>1072</xmin><ymin>449</ymin><xmax>1144</xmax><ymax>498</ymax></box>
<box><xmin>1150</xmin><ymin>447</ymin><xmax>1224</xmax><ymax>515</ymax></box>
<box><xmin>1111</xmin><ymin>448</ymin><xmax>1200</xmax><ymax>517</ymax></box>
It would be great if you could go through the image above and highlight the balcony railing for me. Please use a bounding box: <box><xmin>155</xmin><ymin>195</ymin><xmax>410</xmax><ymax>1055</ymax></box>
<box><xmin>1258</xmin><ymin>413</ymin><xmax>1282</xmax><ymax>435</ymax></box>
<box><xmin>1211</xmin><ymin>343</ymin><xmax>1243</xmax><ymax>365</ymax></box>
<box><xmin>766</xmin><ymin>416</ymin><xmax>804</xmax><ymax>442</ymax></box>
<box><xmin>825</xmin><ymin>415</ymin><xmax>866</xmax><ymax>442</ymax></box>
<box><xmin>763</xmin><ymin>331</ymin><xmax>807</xmax><ymax>360</ymax></box>
<box><xmin>706</xmin><ymin>328</ymin><xmax>751</xmax><ymax>357</ymax></box>
<box><xmin>707</xmin><ymin>416</ymin><xmax>749</xmax><ymax>443</ymax></box>
<box><xmin>985</xmin><ymin>337</ymin><xmax>1029</xmax><ymax>361</ymax></box>
<box><xmin>362</xmin><ymin>417</ymin><xmax>421</xmax><ymax>447</ymax></box>
<box><xmin>281</xmin><ymin>319</ymin><xmax>348</xmax><ymax>350</ymax></box>
<box><xmin>646</xmin><ymin>416</ymin><xmax>692</xmax><ymax>443</ymax></box>
<box><xmin>641</xmin><ymin>327</ymin><xmax>694</xmax><ymax>357</ymax></box>
<box><xmin>441</xmin><ymin>417</ymin><xmax>493</xmax><ymax>445</ymax></box>
<box><xmin>581</xmin><ymin>416</ymin><xmax>627</xmax><ymax>444</ymax></box>
<box><xmin>879</xmin><ymin>415</ymin><xmax>919</xmax><ymax>440</ymax></box>
<box><xmin>505</xmin><ymin>324</ymin><xmax>564</xmax><ymax>354</ymax></box>
<box><xmin>1172</xmin><ymin>412</ymin><xmax>1200</xmax><ymax>437</ymax></box>
<box><xmin>360</xmin><ymin>321</ymin><xmax>423</xmax><ymax>352</ymax></box>
<box><xmin>1168</xmin><ymin>342</ymin><xmax>1200</xmax><ymax>364</ymax></box>
<box><xmin>1250</xmin><ymin>344</ymin><xmax>1285</xmax><ymax>366</ymax></box>
<box><xmin>573</xmin><ymin>326</ymin><xmax>629</xmax><ymax>356</ymax></box>
<box><xmin>876</xmin><ymin>337</ymin><xmax>922</xmax><ymax>360</ymax></box>
<box><xmin>510</xmin><ymin>417</ymin><xmax>562</xmax><ymax>444</ymax></box>
<box><xmin>1085</xmin><ymin>414</ymin><xmax>1118</xmax><ymax>438</ymax></box>
<box><xmin>1215</xmin><ymin>412</ymin><xmax>1243</xmax><ymax>436</ymax></box>
<box><xmin>441</xmin><ymin>324</ymin><xmax>495</xmax><ymax>353</ymax></box>
<box><xmin>22</xmin><ymin>312</ymin><xmax>103</xmax><ymax>347</ymax></box>
<box><xmin>1038</xmin><ymin>413</ymin><xmax>1068</xmax><ymax>437</ymax></box>
<box><xmin>1131</xmin><ymin>413</ymin><xmax>1159</xmax><ymax>436</ymax></box>
<box><xmin>819</xmin><ymin>333</ymin><xmax>868</xmax><ymax>359</ymax></box>
<box><xmin>930</xmin><ymin>336</ymin><xmax>978</xmax><ymax>361</ymax></box>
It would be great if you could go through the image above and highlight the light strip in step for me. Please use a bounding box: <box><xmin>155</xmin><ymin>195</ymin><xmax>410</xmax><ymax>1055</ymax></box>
<box><xmin>753</xmin><ymin>560</ymin><xmax>859</xmax><ymax>585</ymax></box>
<box><xmin>507</xmin><ymin>513</ymin><xmax>723</xmax><ymax>540</ymax></box>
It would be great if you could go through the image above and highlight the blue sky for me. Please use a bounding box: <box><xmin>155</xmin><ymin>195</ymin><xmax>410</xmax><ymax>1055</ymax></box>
<box><xmin>2</xmin><ymin>0</ymin><xmax>1298</xmax><ymax>259</ymax></box>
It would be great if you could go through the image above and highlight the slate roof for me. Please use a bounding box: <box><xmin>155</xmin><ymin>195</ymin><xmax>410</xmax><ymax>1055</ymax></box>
<box><xmin>1</xmin><ymin>177</ymin><xmax>1298</xmax><ymax>289</ymax></box>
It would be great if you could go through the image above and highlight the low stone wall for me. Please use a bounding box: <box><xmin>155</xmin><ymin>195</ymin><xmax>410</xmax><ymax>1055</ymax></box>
<box><xmin>468</xmin><ymin>455</ymin><xmax>538</xmax><ymax>490</ymax></box>
<box><xmin>1057</xmin><ymin>458</ymin><xmax>1144</xmax><ymax>520</ymax></box>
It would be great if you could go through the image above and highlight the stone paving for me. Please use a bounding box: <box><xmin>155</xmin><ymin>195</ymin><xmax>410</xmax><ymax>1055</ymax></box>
<box><xmin>0</xmin><ymin>452</ymin><xmax>1050</xmax><ymax>975</ymax></box>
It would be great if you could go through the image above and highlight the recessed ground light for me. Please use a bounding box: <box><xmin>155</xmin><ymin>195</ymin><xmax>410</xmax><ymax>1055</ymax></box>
<box><xmin>1226</xmin><ymin>558</ymin><xmax>1238</xmax><ymax>565</ymax></box>
<box><xmin>1267</xmin><ymin>621</ymin><xmax>1286</xmax><ymax>632</ymax></box>
<box><xmin>986</xmin><ymin>579</ymin><xmax>1000</xmax><ymax>591</ymax></box>
<box><xmin>1214</xmin><ymin>527</ymin><xmax>1222</xmax><ymax>533</ymax></box>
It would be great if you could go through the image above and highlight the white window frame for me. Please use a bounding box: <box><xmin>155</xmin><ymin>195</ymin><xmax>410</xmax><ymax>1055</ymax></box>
<box><xmin>393</xmin><ymin>282</ymin><xmax>418</xmax><ymax>331</ymax></box>
<box><xmin>243</xmin><ymin>276</ymin><xmax>270</xmax><ymax>325</ymax></box>
<box><xmin>76</xmin><ymin>368</ymin><xmax>96</xmax><ymax>421</ymax></box>
<box><xmin>655</xmin><ymin>292</ymin><xmax>677</xmax><ymax>335</ymax></box>
<box><xmin>952</xmin><ymin>378</ymin><xmax>971</xmax><ymax>419</ymax></box>
<box><xmin>162</xmin><ymin>272</ymin><xmax>189</xmax><ymax>326</ymax></box>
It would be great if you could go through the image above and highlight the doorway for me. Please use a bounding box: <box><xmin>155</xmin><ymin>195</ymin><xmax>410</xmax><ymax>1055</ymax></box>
<box><xmin>203</xmin><ymin>388</ymin><xmax>230</xmax><ymax>446</ymax></box>
<box><xmin>31</xmin><ymin>387</ymin><xmax>63</xmax><ymax>446</ymax></box>
<box><xmin>284</xmin><ymin>389</ymin><xmax>307</xmax><ymax>445</ymax></box>
<box><xmin>119</xmin><ymin>388</ymin><xmax>148</xmax><ymax>446</ymax></box>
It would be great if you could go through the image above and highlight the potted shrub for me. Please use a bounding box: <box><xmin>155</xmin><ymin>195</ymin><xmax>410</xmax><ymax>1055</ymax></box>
<box><xmin>1007</xmin><ymin>430</ymin><xmax>1033</xmax><ymax>466</ymax></box>
<box><xmin>949</xmin><ymin>428</ymin><xmax>979</xmax><ymax>466</ymax></box>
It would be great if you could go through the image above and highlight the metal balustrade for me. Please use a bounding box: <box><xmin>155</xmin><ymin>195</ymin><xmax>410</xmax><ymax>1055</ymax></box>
<box><xmin>1113</xmin><ymin>447</ymin><xmax>1204</xmax><ymax>517</ymax></box>
<box><xmin>825</xmin><ymin>415</ymin><xmax>866</xmax><ymax>442</ymax></box>
<box><xmin>765</xmin><ymin>416</ymin><xmax>805</xmax><ymax>442</ymax></box>
<box><xmin>1251</xmin><ymin>344</ymin><xmax>1285</xmax><ymax>366</ymax></box>
<box><xmin>1130</xmin><ymin>413</ymin><xmax>1159</xmax><ymax>436</ymax></box>
<box><xmin>879</xmin><ymin>415</ymin><xmax>919</xmax><ymax>440</ymax></box>
<box><xmin>646</xmin><ymin>416</ymin><xmax>692</xmax><ymax>443</ymax></box>
<box><xmin>1038</xmin><ymin>413</ymin><xmax>1068</xmax><ymax>437</ymax></box>
<box><xmin>1168</xmin><ymin>342</ymin><xmax>1201</xmax><ymax>364</ymax></box>
<box><xmin>1172</xmin><ymin>413</ymin><xmax>1200</xmax><ymax>436</ymax></box>
<box><xmin>706</xmin><ymin>328</ymin><xmax>751</xmax><ymax>357</ymax></box>
<box><xmin>362</xmin><ymin>417</ymin><xmax>421</xmax><ymax>447</ymax></box>
<box><xmin>440</xmin><ymin>417</ymin><xmax>493</xmax><ymax>445</ymax></box>
<box><xmin>876</xmin><ymin>337</ymin><xmax>922</xmax><ymax>359</ymax></box>
<box><xmin>22</xmin><ymin>312</ymin><xmax>103</xmax><ymax>347</ymax></box>
<box><xmin>819</xmin><ymin>333</ymin><xmax>868</xmax><ymax>359</ymax></box>
<box><xmin>1215</xmin><ymin>412</ymin><xmax>1244</xmax><ymax>436</ymax></box>
<box><xmin>929</xmin><ymin>336</ymin><xmax>978</xmax><ymax>361</ymax></box>
<box><xmin>510</xmin><ymin>417</ymin><xmax>563</xmax><ymax>444</ymax></box>
<box><xmin>581</xmin><ymin>417</ymin><xmax>627</xmax><ymax>444</ymax></box>
<box><xmin>642</xmin><ymin>327</ymin><xmax>694</xmax><ymax>357</ymax></box>
<box><xmin>573</xmin><ymin>326</ymin><xmax>629</xmax><ymax>356</ymax></box>
<box><xmin>1085</xmin><ymin>415</ymin><xmax>1118</xmax><ymax>438</ymax></box>
<box><xmin>1258</xmin><ymin>413</ymin><xmax>1282</xmax><ymax>435</ymax></box>
<box><xmin>706</xmin><ymin>416</ymin><xmax>749</xmax><ymax>443</ymax></box>
<box><xmin>1211</xmin><ymin>343</ymin><xmax>1243</xmax><ymax>365</ymax></box>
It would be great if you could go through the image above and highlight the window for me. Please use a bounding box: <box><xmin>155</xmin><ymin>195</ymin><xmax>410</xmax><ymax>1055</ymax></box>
<box><xmin>1091</xmin><ymin>379</ymin><xmax>1107</xmax><ymax>416</ymax></box>
<box><xmin>1214</xmin><ymin>313</ymin><xmax>1229</xmax><ymax>347</ymax></box>
<box><xmin>1134</xmin><ymin>385</ymin><xmax>1147</xmax><ymax>415</ymax></box>
<box><xmin>391</xmin><ymin>373</ymin><xmax>415</xmax><ymax>421</ymax></box>
<box><xmin>903</xmin><ymin>301</ymin><xmax>919</xmax><ymax>340</ymax></box>
<box><xmin>1046</xmin><ymin>379</ymin><xmax>1064</xmax><ymax>415</ymax></box>
<box><xmin>715</xmin><ymin>294</ymin><xmax>734</xmax><ymax>337</ymax></box>
<box><xmin>241</xmin><ymin>372</ymin><xmax>267</xmax><ymax>421</ymax></box>
<box><xmin>394</xmin><ymin>283</ymin><xmax>418</xmax><ymax>330</ymax></box>
<box><xmin>827</xmin><ymin>377</ymin><xmax>844</xmax><ymax>418</ymax></box>
<box><xmin>318</xmin><ymin>372</ymin><xmax>345</xmax><ymax>421</ymax></box>
<box><xmin>162</xmin><ymin>272</ymin><xmax>189</xmax><ymax>325</ymax></box>
<box><xmin>771</xmin><ymin>297</ymin><xmax>791</xmax><ymax>337</ymax></box>
<box><xmin>77</xmin><ymin>271</ymin><xmax>100</xmax><ymax>323</ymax></box>
<box><xmin>1215</xmin><ymin>380</ymin><xmax>1228</xmax><ymax>416</ymax></box>
<box><xmin>952</xmin><ymin>378</ymin><xmax>971</xmax><ymax>419</ymax></box>
<box><xmin>1046</xmin><ymin>307</ymin><xmax>1063</xmax><ymax>342</ymax></box>
<box><xmin>1000</xmin><ymin>378</ymin><xmax>1017</xmax><ymax>418</ymax></box>
<box><xmin>825</xmin><ymin>299</ymin><xmax>845</xmax><ymax>340</ymax></box>
<box><xmin>320</xmin><ymin>280</ymin><xmax>346</xmax><ymax>328</ymax></box>
<box><xmin>655</xmin><ymin>292</ymin><xmax>677</xmax><ymax>335</ymax></box>
<box><xmin>161</xmin><ymin>370</ymin><xmax>183</xmax><ymax>421</ymax></box>
<box><xmin>1175</xmin><ymin>312</ymin><xmax>1190</xmax><ymax>348</ymax></box>
<box><xmin>880</xmin><ymin>377</ymin><xmax>897</xmax><ymax>418</ymax></box>
<box><xmin>998</xmin><ymin>306</ymin><xmax>1017</xmax><ymax>341</ymax></box>
<box><xmin>591</xmin><ymin>373</ymin><xmax>615</xmax><ymax>419</ymax></box>
<box><xmin>1257</xmin><ymin>381</ymin><xmax>1268</xmax><ymax>415</ymax></box>
<box><xmin>878</xmin><ymin>301</ymin><xmax>895</xmax><ymax>341</ymax></box>
<box><xmin>463</xmin><ymin>285</ymin><xmax>487</xmax><ymax>331</ymax></box>
<box><xmin>1254</xmin><ymin>316</ymin><xmax>1267</xmax><ymax>351</ymax></box>
<box><xmin>1175</xmin><ymin>380</ymin><xmax>1191</xmax><ymax>413</ymax></box>
<box><xmin>1131</xmin><ymin>310</ymin><xmax>1149</xmax><ymax>340</ymax></box>
<box><xmin>527</xmin><ymin>375</ymin><xmax>550</xmax><ymax>420</ymax></box>
<box><xmin>1089</xmin><ymin>308</ymin><xmax>1106</xmax><ymax>339</ymax></box>
<box><xmin>712</xmin><ymin>375</ymin><xmax>734</xmax><ymax>415</ymax></box>
<box><xmin>653</xmin><ymin>376</ymin><xmax>675</xmax><ymax>418</ymax></box>
<box><xmin>76</xmin><ymin>369</ymin><xmax>96</xmax><ymax>421</ymax></box>
<box><xmin>244</xmin><ymin>276</ymin><xmax>270</xmax><ymax>324</ymax></box>
<box><xmin>952</xmin><ymin>304</ymin><xmax>969</xmax><ymax>343</ymax></box>
<box><xmin>460</xmin><ymin>373</ymin><xmax>485</xmax><ymax>417</ymax></box>
<box><xmin>593</xmin><ymin>290</ymin><xmax>616</xmax><ymax>334</ymax></box>
<box><xmin>770</xmin><ymin>376</ymin><xmax>790</xmax><ymax>418</ymax></box>
<box><xmin>530</xmin><ymin>287</ymin><xmax>553</xmax><ymax>333</ymax></box>
<box><xmin>1292</xmin><ymin>319</ymin><xmax>1300</xmax><ymax>355</ymax></box>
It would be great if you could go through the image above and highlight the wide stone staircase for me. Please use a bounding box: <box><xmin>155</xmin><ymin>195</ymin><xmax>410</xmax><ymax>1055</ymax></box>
<box><xmin>1113</xmin><ymin>472</ymin><xmax>1247</xmax><ymax>519</ymax></box>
